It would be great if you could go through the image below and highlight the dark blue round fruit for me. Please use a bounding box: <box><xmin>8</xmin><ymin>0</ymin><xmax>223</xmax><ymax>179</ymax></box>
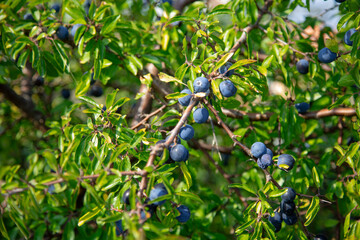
<box><xmin>295</xmin><ymin>102</ymin><xmax>310</xmax><ymax>114</ymax></box>
<box><xmin>219</xmin><ymin>80</ymin><xmax>237</xmax><ymax>98</ymax></box>
<box><xmin>149</xmin><ymin>186</ymin><xmax>168</xmax><ymax>205</ymax></box>
<box><xmin>193</xmin><ymin>77</ymin><xmax>210</xmax><ymax>93</ymax></box>
<box><xmin>122</xmin><ymin>189</ymin><xmax>130</xmax><ymax>204</ymax></box>
<box><xmin>162</xmin><ymin>0</ymin><xmax>173</xmax><ymax>4</ymax></box>
<box><xmin>24</xmin><ymin>13</ymin><xmax>34</xmax><ymax>21</ymax></box>
<box><xmin>115</xmin><ymin>220</ymin><xmax>123</xmax><ymax>236</ymax></box>
<box><xmin>70</xmin><ymin>24</ymin><xmax>84</xmax><ymax>38</ymax></box>
<box><xmin>318</xmin><ymin>47</ymin><xmax>337</xmax><ymax>63</ymax></box>
<box><xmin>282</xmin><ymin>212</ymin><xmax>297</xmax><ymax>225</ymax></box>
<box><xmin>296</xmin><ymin>59</ymin><xmax>309</xmax><ymax>74</ymax></box>
<box><xmin>176</xmin><ymin>205</ymin><xmax>191</xmax><ymax>223</ymax></box>
<box><xmin>344</xmin><ymin>28</ymin><xmax>356</xmax><ymax>46</ymax></box>
<box><xmin>251</xmin><ymin>142</ymin><xmax>267</xmax><ymax>158</ymax></box>
<box><xmin>278</xmin><ymin>154</ymin><xmax>295</xmax><ymax>171</ymax></box>
<box><xmin>56</xmin><ymin>26</ymin><xmax>69</xmax><ymax>40</ymax></box>
<box><xmin>260</xmin><ymin>154</ymin><xmax>273</xmax><ymax>168</ymax></box>
<box><xmin>179</xmin><ymin>125</ymin><xmax>194</xmax><ymax>141</ymax></box>
<box><xmin>51</xmin><ymin>3</ymin><xmax>61</xmax><ymax>13</ymax></box>
<box><xmin>280</xmin><ymin>200</ymin><xmax>296</xmax><ymax>215</ymax></box>
<box><xmin>268</xmin><ymin>211</ymin><xmax>282</xmax><ymax>232</ymax></box>
<box><xmin>170</xmin><ymin>144</ymin><xmax>189</xmax><ymax>162</ymax></box>
<box><xmin>61</xmin><ymin>89</ymin><xmax>70</xmax><ymax>99</ymax></box>
<box><xmin>257</xmin><ymin>158</ymin><xmax>266</xmax><ymax>169</ymax></box>
<box><xmin>219</xmin><ymin>62</ymin><xmax>235</xmax><ymax>77</ymax></box>
<box><xmin>281</xmin><ymin>187</ymin><xmax>296</xmax><ymax>202</ymax></box>
<box><xmin>266</xmin><ymin>148</ymin><xmax>273</xmax><ymax>159</ymax></box>
<box><xmin>89</xmin><ymin>85</ymin><xmax>103</xmax><ymax>97</ymax></box>
<box><xmin>335</xmin><ymin>0</ymin><xmax>346</xmax><ymax>3</ymax></box>
<box><xmin>178</xmin><ymin>88</ymin><xmax>192</xmax><ymax>106</ymax></box>
<box><xmin>193</xmin><ymin>108</ymin><xmax>209</xmax><ymax>123</ymax></box>
<box><xmin>314</xmin><ymin>234</ymin><xmax>328</xmax><ymax>240</ymax></box>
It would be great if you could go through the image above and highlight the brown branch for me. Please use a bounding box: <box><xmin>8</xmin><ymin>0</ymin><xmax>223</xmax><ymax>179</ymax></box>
<box><xmin>131</xmin><ymin>104</ymin><xmax>167</xmax><ymax>130</ymax></box>
<box><xmin>138</xmin><ymin>99</ymin><xmax>199</xmax><ymax>198</ymax></box>
<box><xmin>0</xmin><ymin>83</ymin><xmax>47</xmax><ymax>131</ymax></box>
<box><xmin>130</xmin><ymin>84</ymin><xmax>153</xmax><ymax>128</ymax></box>
<box><xmin>3</xmin><ymin>170</ymin><xmax>144</xmax><ymax>197</ymax></box>
<box><xmin>191</xmin><ymin>140</ymin><xmax>233</xmax><ymax>154</ymax></box>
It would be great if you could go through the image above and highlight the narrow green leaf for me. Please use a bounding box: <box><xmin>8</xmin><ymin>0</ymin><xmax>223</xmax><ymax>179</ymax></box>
<box><xmin>312</xmin><ymin>166</ymin><xmax>321</xmax><ymax>188</ymax></box>
<box><xmin>180</xmin><ymin>162</ymin><xmax>192</xmax><ymax>190</ymax></box>
<box><xmin>165</xmin><ymin>92</ymin><xmax>188</xmax><ymax>100</ymax></box>
<box><xmin>268</xmin><ymin>188</ymin><xmax>288</xmax><ymax>198</ymax></box>
<box><xmin>78</xmin><ymin>205</ymin><xmax>103</xmax><ymax>227</ymax></box>
<box><xmin>213</xmin><ymin>52</ymin><xmax>233</xmax><ymax>72</ymax></box>
<box><xmin>176</xmin><ymin>191</ymin><xmax>203</xmax><ymax>203</ymax></box>
<box><xmin>158</xmin><ymin>72</ymin><xmax>187</xmax><ymax>86</ymax></box>
<box><xmin>0</xmin><ymin>217</ymin><xmax>10</xmax><ymax>240</ymax></box>
<box><xmin>305</xmin><ymin>196</ymin><xmax>320</xmax><ymax>226</ymax></box>
<box><xmin>236</xmin><ymin>219</ymin><xmax>256</xmax><ymax>235</ymax></box>
<box><xmin>228</xmin><ymin>59</ymin><xmax>257</xmax><ymax>70</ymax></box>
<box><xmin>229</xmin><ymin>183</ymin><xmax>257</xmax><ymax>196</ymax></box>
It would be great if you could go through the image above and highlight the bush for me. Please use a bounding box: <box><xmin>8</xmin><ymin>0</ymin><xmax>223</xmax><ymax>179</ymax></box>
<box><xmin>0</xmin><ymin>0</ymin><xmax>359</xmax><ymax>239</ymax></box>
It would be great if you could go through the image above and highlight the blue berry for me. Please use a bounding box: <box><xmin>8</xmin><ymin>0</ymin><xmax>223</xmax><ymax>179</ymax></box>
<box><xmin>122</xmin><ymin>189</ymin><xmax>130</xmax><ymax>204</ymax></box>
<box><xmin>193</xmin><ymin>77</ymin><xmax>210</xmax><ymax>93</ymax></box>
<box><xmin>178</xmin><ymin>88</ymin><xmax>192</xmax><ymax>106</ymax></box>
<box><xmin>268</xmin><ymin>211</ymin><xmax>282</xmax><ymax>232</ymax></box>
<box><xmin>61</xmin><ymin>89</ymin><xmax>70</xmax><ymax>99</ymax></box>
<box><xmin>179</xmin><ymin>125</ymin><xmax>194</xmax><ymax>141</ymax></box>
<box><xmin>344</xmin><ymin>28</ymin><xmax>356</xmax><ymax>46</ymax></box>
<box><xmin>257</xmin><ymin>158</ymin><xmax>266</xmax><ymax>169</ymax></box>
<box><xmin>295</xmin><ymin>102</ymin><xmax>310</xmax><ymax>114</ymax></box>
<box><xmin>51</xmin><ymin>3</ymin><xmax>61</xmax><ymax>13</ymax></box>
<box><xmin>282</xmin><ymin>212</ymin><xmax>297</xmax><ymax>225</ymax></box>
<box><xmin>318</xmin><ymin>47</ymin><xmax>337</xmax><ymax>63</ymax></box>
<box><xmin>278</xmin><ymin>154</ymin><xmax>295</xmax><ymax>171</ymax></box>
<box><xmin>266</xmin><ymin>148</ymin><xmax>273</xmax><ymax>159</ymax></box>
<box><xmin>115</xmin><ymin>220</ymin><xmax>123</xmax><ymax>236</ymax></box>
<box><xmin>70</xmin><ymin>24</ymin><xmax>84</xmax><ymax>38</ymax></box>
<box><xmin>24</xmin><ymin>13</ymin><xmax>34</xmax><ymax>21</ymax></box>
<box><xmin>219</xmin><ymin>80</ymin><xmax>237</xmax><ymax>98</ymax></box>
<box><xmin>281</xmin><ymin>187</ymin><xmax>296</xmax><ymax>202</ymax></box>
<box><xmin>260</xmin><ymin>154</ymin><xmax>273</xmax><ymax>168</ymax></box>
<box><xmin>193</xmin><ymin>108</ymin><xmax>209</xmax><ymax>123</ymax></box>
<box><xmin>149</xmin><ymin>186</ymin><xmax>168</xmax><ymax>205</ymax></box>
<box><xmin>280</xmin><ymin>200</ymin><xmax>296</xmax><ymax>215</ymax></box>
<box><xmin>56</xmin><ymin>26</ymin><xmax>69</xmax><ymax>40</ymax></box>
<box><xmin>296</xmin><ymin>59</ymin><xmax>309</xmax><ymax>74</ymax></box>
<box><xmin>170</xmin><ymin>144</ymin><xmax>189</xmax><ymax>162</ymax></box>
<box><xmin>250</xmin><ymin>142</ymin><xmax>267</xmax><ymax>158</ymax></box>
<box><xmin>176</xmin><ymin>205</ymin><xmax>191</xmax><ymax>223</ymax></box>
<box><xmin>219</xmin><ymin>62</ymin><xmax>235</xmax><ymax>77</ymax></box>
<box><xmin>89</xmin><ymin>85</ymin><xmax>103</xmax><ymax>97</ymax></box>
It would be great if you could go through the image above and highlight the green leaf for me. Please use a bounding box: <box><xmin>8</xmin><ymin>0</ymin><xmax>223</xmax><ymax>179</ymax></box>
<box><xmin>236</xmin><ymin>219</ymin><xmax>256</xmax><ymax>235</ymax></box>
<box><xmin>113</xmin><ymin>97</ymin><xmax>130</xmax><ymax>109</ymax></box>
<box><xmin>166</xmin><ymin>16</ymin><xmax>193</xmax><ymax>25</ymax></box>
<box><xmin>176</xmin><ymin>191</ymin><xmax>203</xmax><ymax>203</ymax></box>
<box><xmin>228</xmin><ymin>59</ymin><xmax>257</xmax><ymax>70</ymax></box>
<box><xmin>305</xmin><ymin>196</ymin><xmax>320</xmax><ymax>226</ymax></box>
<box><xmin>0</xmin><ymin>217</ymin><xmax>10</xmax><ymax>240</ymax></box>
<box><xmin>165</xmin><ymin>92</ymin><xmax>188</xmax><ymax>100</ymax></box>
<box><xmin>158</xmin><ymin>72</ymin><xmax>187</xmax><ymax>86</ymax></box>
<box><xmin>78</xmin><ymin>96</ymin><xmax>100</xmax><ymax>108</ymax></box>
<box><xmin>180</xmin><ymin>162</ymin><xmax>192</xmax><ymax>190</ymax></box>
<box><xmin>229</xmin><ymin>183</ymin><xmax>257</xmax><ymax>196</ymax></box>
<box><xmin>344</xmin><ymin>211</ymin><xmax>351</xmax><ymax>237</ymax></box>
<box><xmin>78</xmin><ymin>205</ymin><xmax>103</xmax><ymax>227</ymax></box>
<box><xmin>106</xmin><ymin>90</ymin><xmax>118</xmax><ymax>109</ymax></box>
<box><xmin>101</xmin><ymin>15</ymin><xmax>120</xmax><ymax>35</ymax></box>
<box><xmin>75</xmin><ymin>72</ymin><xmax>91</xmax><ymax>97</ymax></box>
<box><xmin>213</xmin><ymin>52</ymin><xmax>233</xmax><ymax>72</ymax></box>
<box><xmin>312</xmin><ymin>166</ymin><xmax>320</xmax><ymax>188</ymax></box>
<box><xmin>268</xmin><ymin>188</ymin><xmax>288</xmax><ymax>198</ymax></box>
<box><xmin>147</xmin><ymin>194</ymin><xmax>172</xmax><ymax>205</ymax></box>
<box><xmin>337</xmin><ymin>12</ymin><xmax>355</xmax><ymax>31</ymax></box>
<box><xmin>207</xmin><ymin>6</ymin><xmax>232</xmax><ymax>18</ymax></box>
<box><xmin>130</xmin><ymin>129</ymin><xmax>146</xmax><ymax>148</ymax></box>
<box><xmin>8</xmin><ymin>212</ymin><xmax>29</xmax><ymax>239</ymax></box>
<box><xmin>338</xmin><ymin>74</ymin><xmax>355</xmax><ymax>87</ymax></box>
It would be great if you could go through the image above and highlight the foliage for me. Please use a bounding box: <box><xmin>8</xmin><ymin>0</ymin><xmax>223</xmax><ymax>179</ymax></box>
<box><xmin>0</xmin><ymin>0</ymin><xmax>360</xmax><ymax>239</ymax></box>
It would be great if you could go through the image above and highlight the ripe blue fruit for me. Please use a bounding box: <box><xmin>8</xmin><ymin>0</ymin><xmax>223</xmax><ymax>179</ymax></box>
<box><xmin>179</xmin><ymin>125</ymin><xmax>194</xmax><ymax>141</ymax></box>
<box><xmin>61</xmin><ymin>89</ymin><xmax>70</xmax><ymax>99</ymax></box>
<box><xmin>295</xmin><ymin>102</ymin><xmax>310</xmax><ymax>114</ymax></box>
<box><xmin>34</xmin><ymin>76</ymin><xmax>44</xmax><ymax>86</ymax></box>
<box><xmin>51</xmin><ymin>3</ymin><xmax>61</xmax><ymax>13</ymax></box>
<box><xmin>122</xmin><ymin>189</ymin><xmax>130</xmax><ymax>204</ymax></box>
<box><xmin>193</xmin><ymin>77</ymin><xmax>210</xmax><ymax>93</ymax></box>
<box><xmin>268</xmin><ymin>211</ymin><xmax>282</xmax><ymax>232</ymax></box>
<box><xmin>260</xmin><ymin>154</ymin><xmax>274</xmax><ymax>168</ymax></box>
<box><xmin>48</xmin><ymin>184</ymin><xmax>55</xmax><ymax>194</ymax></box>
<box><xmin>219</xmin><ymin>80</ymin><xmax>237</xmax><ymax>98</ymax></box>
<box><xmin>89</xmin><ymin>85</ymin><xmax>103</xmax><ymax>97</ymax></box>
<box><xmin>281</xmin><ymin>187</ymin><xmax>296</xmax><ymax>202</ymax></box>
<box><xmin>335</xmin><ymin>0</ymin><xmax>346</xmax><ymax>2</ymax></box>
<box><xmin>170</xmin><ymin>144</ymin><xmax>189</xmax><ymax>162</ymax></box>
<box><xmin>282</xmin><ymin>212</ymin><xmax>297</xmax><ymax>225</ymax></box>
<box><xmin>278</xmin><ymin>154</ymin><xmax>295</xmax><ymax>171</ymax></box>
<box><xmin>266</xmin><ymin>148</ymin><xmax>273</xmax><ymax>159</ymax></box>
<box><xmin>296</xmin><ymin>59</ymin><xmax>309</xmax><ymax>74</ymax></box>
<box><xmin>162</xmin><ymin>0</ymin><xmax>173</xmax><ymax>4</ymax></box>
<box><xmin>193</xmin><ymin>108</ymin><xmax>209</xmax><ymax>123</ymax></box>
<box><xmin>318</xmin><ymin>47</ymin><xmax>337</xmax><ymax>63</ymax></box>
<box><xmin>178</xmin><ymin>88</ymin><xmax>192</xmax><ymax>106</ymax></box>
<box><xmin>149</xmin><ymin>185</ymin><xmax>168</xmax><ymax>205</ymax></box>
<box><xmin>314</xmin><ymin>234</ymin><xmax>328</xmax><ymax>240</ymax></box>
<box><xmin>280</xmin><ymin>200</ymin><xmax>296</xmax><ymax>215</ymax></box>
<box><xmin>344</xmin><ymin>28</ymin><xmax>356</xmax><ymax>46</ymax></box>
<box><xmin>219</xmin><ymin>62</ymin><xmax>235</xmax><ymax>77</ymax></box>
<box><xmin>115</xmin><ymin>220</ymin><xmax>123</xmax><ymax>236</ymax></box>
<box><xmin>56</xmin><ymin>26</ymin><xmax>69</xmax><ymax>40</ymax></box>
<box><xmin>176</xmin><ymin>205</ymin><xmax>191</xmax><ymax>223</ymax></box>
<box><xmin>257</xmin><ymin>158</ymin><xmax>266</xmax><ymax>169</ymax></box>
<box><xmin>24</xmin><ymin>13</ymin><xmax>34</xmax><ymax>21</ymax></box>
<box><xmin>70</xmin><ymin>24</ymin><xmax>84</xmax><ymax>38</ymax></box>
<box><xmin>250</xmin><ymin>142</ymin><xmax>267</xmax><ymax>158</ymax></box>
